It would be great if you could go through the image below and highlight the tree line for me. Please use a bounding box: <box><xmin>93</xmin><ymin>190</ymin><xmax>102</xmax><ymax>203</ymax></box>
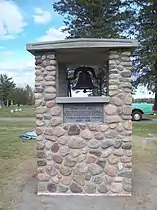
<box><xmin>0</xmin><ymin>74</ymin><xmax>34</xmax><ymax>106</ymax></box>
<box><xmin>53</xmin><ymin>0</ymin><xmax>157</xmax><ymax>109</ymax></box>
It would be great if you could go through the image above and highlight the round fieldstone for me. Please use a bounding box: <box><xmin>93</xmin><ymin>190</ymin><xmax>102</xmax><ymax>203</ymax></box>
<box><xmin>50</xmin><ymin>106</ymin><xmax>61</xmax><ymax>116</ymax></box>
<box><xmin>44</xmin><ymin>128</ymin><xmax>53</xmax><ymax>136</ymax></box>
<box><xmin>52</xmin><ymin>127</ymin><xmax>66</xmax><ymax>137</ymax></box>
<box><xmin>85</xmin><ymin>171</ymin><xmax>92</xmax><ymax>181</ymax></box>
<box><xmin>118</xmin><ymin>170</ymin><xmax>132</xmax><ymax>178</ymax></box>
<box><xmin>93</xmin><ymin>176</ymin><xmax>103</xmax><ymax>184</ymax></box>
<box><xmin>45</xmin><ymin>135</ymin><xmax>57</xmax><ymax>142</ymax></box>
<box><xmin>46</xmin><ymin>101</ymin><xmax>56</xmax><ymax>109</ymax></box>
<box><xmin>75</xmin><ymin>163</ymin><xmax>87</xmax><ymax>174</ymax></box>
<box><xmin>89</xmin><ymin>150</ymin><xmax>102</xmax><ymax>157</ymax></box>
<box><xmin>71</xmin><ymin>150</ymin><xmax>81</xmax><ymax>158</ymax></box>
<box><xmin>88</xmin><ymin>124</ymin><xmax>99</xmax><ymax>131</ymax></box>
<box><xmin>51</xmin><ymin>117</ymin><xmax>62</xmax><ymax>126</ymax></box>
<box><xmin>78</xmin><ymin>154</ymin><xmax>86</xmax><ymax>162</ymax></box>
<box><xmin>112</xmin><ymin>97</ymin><xmax>123</xmax><ymax>106</ymax></box>
<box><xmin>59</xmin><ymin>166</ymin><xmax>72</xmax><ymax>176</ymax></box>
<box><xmin>125</xmin><ymin>94</ymin><xmax>132</xmax><ymax>105</ymax></box>
<box><xmin>124</xmin><ymin>177</ymin><xmax>131</xmax><ymax>185</ymax></box>
<box><xmin>51</xmin><ymin>176</ymin><xmax>60</xmax><ymax>184</ymax></box>
<box><xmin>51</xmin><ymin>143</ymin><xmax>60</xmax><ymax>153</ymax></box>
<box><xmin>37</xmin><ymin>142</ymin><xmax>45</xmax><ymax>150</ymax></box>
<box><xmin>105</xmin><ymin>130</ymin><xmax>118</xmax><ymax>138</ymax></box>
<box><xmin>45</xmin><ymin>65</ymin><xmax>56</xmax><ymax>71</ymax></box>
<box><xmin>106</xmin><ymin>116</ymin><xmax>121</xmax><ymax>124</ymax></box>
<box><xmin>114</xmin><ymin>140</ymin><xmax>122</xmax><ymax>149</ymax></box>
<box><xmin>109</xmin><ymin>85</ymin><xmax>118</xmax><ymax>90</ymax></box>
<box><xmin>45</xmin><ymin>75</ymin><xmax>55</xmax><ymax>81</ymax></box>
<box><xmin>47</xmin><ymin>183</ymin><xmax>57</xmax><ymax>192</ymax></box>
<box><xmin>81</xmin><ymin>130</ymin><xmax>92</xmax><ymax>140</ymax></box>
<box><xmin>121</xmin><ymin>156</ymin><xmax>132</xmax><ymax>163</ymax></box>
<box><xmin>44</xmin><ymin>93</ymin><xmax>56</xmax><ymax>100</ymax></box>
<box><xmin>101</xmin><ymin>148</ymin><xmax>112</xmax><ymax>158</ymax></box>
<box><xmin>37</xmin><ymin>160</ymin><xmax>46</xmax><ymax>166</ymax></box>
<box><xmin>124</xmin><ymin>163</ymin><xmax>132</xmax><ymax>169</ymax></box>
<box><xmin>58</xmin><ymin>185</ymin><xmax>68</xmax><ymax>193</ymax></box>
<box><xmin>105</xmin><ymin>163</ymin><xmax>117</xmax><ymax>177</ymax></box>
<box><xmin>121</xmin><ymin>71</ymin><xmax>131</xmax><ymax>77</ymax></box>
<box><xmin>122</xmin><ymin>143</ymin><xmax>132</xmax><ymax>150</ymax></box>
<box><xmin>115</xmin><ymin>176</ymin><xmax>123</xmax><ymax>182</ymax></box>
<box><xmin>36</xmin><ymin>120</ymin><xmax>44</xmax><ymax>126</ymax></box>
<box><xmin>101</xmin><ymin>139</ymin><xmax>114</xmax><ymax>149</ymax></box>
<box><xmin>37</xmin><ymin>151</ymin><xmax>45</xmax><ymax>158</ymax></box>
<box><xmin>52</xmin><ymin>155</ymin><xmax>63</xmax><ymax>164</ymax></box>
<box><xmin>123</xmin><ymin>184</ymin><xmax>131</xmax><ymax>192</ymax></box>
<box><xmin>88</xmin><ymin>139</ymin><xmax>100</xmax><ymax>149</ymax></box>
<box><xmin>45</xmin><ymin>86</ymin><xmax>56</xmax><ymax>93</ymax></box>
<box><xmin>108</xmin><ymin>154</ymin><xmax>119</xmax><ymax>165</ymax></box>
<box><xmin>70</xmin><ymin>182</ymin><xmax>83</xmax><ymax>193</ymax></box>
<box><xmin>98</xmin><ymin>183</ymin><xmax>109</xmax><ymax>193</ymax></box>
<box><xmin>58</xmin><ymin>136</ymin><xmax>68</xmax><ymax>145</ymax></box>
<box><xmin>84</xmin><ymin>183</ymin><xmax>96</xmax><ymax>194</ymax></box>
<box><xmin>45</xmin><ymin>151</ymin><xmax>52</xmax><ymax>160</ymax></box>
<box><xmin>99</xmin><ymin>124</ymin><xmax>108</xmax><ymax>132</ymax></box>
<box><xmin>68</xmin><ymin>136</ymin><xmax>86</xmax><ymax>149</ymax></box>
<box><xmin>64</xmin><ymin>158</ymin><xmax>76</xmax><ymax>167</ymax></box>
<box><xmin>45</xmin><ymin>81</ymin><xmax>55</xmax><ymax>87</ymax></box>
<box><xmin>68</xmin><ymin>125</ymin><xmax>80</xmax><ymax>135</ymax></box>
<box><xmin>114</xmin><ymin>148</ymin><xmax>124</xmax><ymax>156</ymax></box>
<box><xmin>94</xmin><ymin>132</ymin><xmax>104</xmax><ymax>140</ymax></box>
<box><xmin>60</xmin><ymin>176</ymin><xmax>72</xmax><ymax>185</ymax></box>
<box><xmin>125</xmin><ymin>150</ymin><xmax>132</xmax><ymax>157</ymax></box>
<box><xmin>37</xmin><ymin>173</ymin><xmax>50</xmax><ymax>181</ymax></box>
<box><xmin>110</xmin><ymin>183</ymin><xmax>122</xmax><ymax>193</ymax></box>
<box><xmin>86</xmin><ymin>155</ymin><xmax>96</xmax><ymax>164</ymax></box>
<box><xmin>109</xmin><ymin>123</ymin><xmax>117</xmax><ymax>129</ymax></box>
<box><xmin>117</xmin><ymin>123</ymin><xmax>124</xmax><ymax>132</ymax></box>
<box><xmin>104</xmin><ymin>104</ymin><xmax>117</xmax><ymax>115</ymax></box>
<box><xmin>96</xmin><ymin>160</ymin><xmax>106</xmax><ymax>168</ymax></box>
<box><xmin>122</xmin><ymin>106</ymin><xmax>132</xmax><ymax>115</ymax></box>
<box><xmin>36</xmin><ymin>127</ymin><xmax>43</xmax><ymax>135</ymax></box>
<box><xmin>59</xmin><ymin>146</ymin><xmax>70</xmax><ymax>157</ymax></box>
<box><xmin>104</xmin><ymin>175</ymin><xmax>114</xmax><ymax>185</ymax></box>
<box><xmin>35</xmin><ymin>99</ymin><xmax>42</xmax><ymax>107</ymax></box>
<box><xmin>47</xmin><ymin>54</ymin><xmax>55</xmax><ymax>59</ymax></box>
<box><xmin>79</xmin><ymin>124</ymin><xmax>86</xmax><ymax>130</ymax></box>
<box><xmin>88</xmin><ymin>163</ymin><xmax>103</xmax><ymax>175</ymax></box>
<box><xmin>73</xmin><ymin>174</ymin><xmax>85</xmax><ymax>186</ymax></box>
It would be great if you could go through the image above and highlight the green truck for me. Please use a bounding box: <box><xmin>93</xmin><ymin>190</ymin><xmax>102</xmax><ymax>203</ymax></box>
<box><xmin>132</xmin><ymin>103</ymin><xmax>155</xmax><ymax>121</ymax></box>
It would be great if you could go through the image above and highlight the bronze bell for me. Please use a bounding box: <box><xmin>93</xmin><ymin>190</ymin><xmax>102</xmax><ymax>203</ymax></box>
<box><xmin>73</xmin><ymin>71</ymin><xmax>97</xmax><ymax>93</ymax></box>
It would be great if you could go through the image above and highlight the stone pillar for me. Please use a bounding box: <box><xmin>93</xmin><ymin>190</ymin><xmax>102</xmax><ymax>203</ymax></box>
<box><xmin>108</xmin><ymin>50</ymin><xmax>132</xmax><ymax>194</ymax></box>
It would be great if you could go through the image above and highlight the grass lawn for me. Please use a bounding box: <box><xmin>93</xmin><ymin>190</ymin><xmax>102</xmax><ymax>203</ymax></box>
<box><xmin>0</xmin><ymin>120</ymin><xmax>157</xmax><ymax>209</ymax></box>
<box><xmin>133</xmin><ymin>122</ymin><xmax>157</xmax><ymax>137</ymax></box>
<box><xmin>0</xmin><ymin>105</ymin><xmax>36</xmax><ymax>117</ymax></box>
<box><xmin>0</xmin><ymin>121</ymin><xmax>36</xmax><ymax>209</ymax></box>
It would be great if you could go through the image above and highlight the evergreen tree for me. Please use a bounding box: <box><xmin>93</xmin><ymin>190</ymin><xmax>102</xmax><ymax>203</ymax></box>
<box><xmin>53</xmin><ymin>0</ymin><xmax>133</xmax><ymax>38</ymax></box>
<box><xmin>130</xmin><ymin>0</ymin><xmax>157</xmax><ymax>108</ymax></box>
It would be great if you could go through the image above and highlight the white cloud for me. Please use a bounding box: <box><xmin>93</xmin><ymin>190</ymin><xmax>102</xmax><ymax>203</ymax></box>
<box><xmin>37</xmin><ymin>26</ymin><xmax>68</xmax><ymax>42</ymax></box>
<box><xmin>33</xmin><ymin>8</ymin><xmax>52</xmax><ymax>24</ymax></box>
<box><xmin>0</xmin><ymin>0</ymin><xmax>27</xmax><ymax>40</ymax></box>
<box><xmin>0</xmin><ymin>46</ymin><xmax>5</xmax><ymax>49</ymax></box>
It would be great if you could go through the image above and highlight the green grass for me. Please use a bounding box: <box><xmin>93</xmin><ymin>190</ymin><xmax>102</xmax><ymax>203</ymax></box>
<box><xmin>133</xmin><ymin>122</ymin><xmax>157</xmax><ymax>137</ymax></box>
<box><xmin>0</xmin><ymin>121</ymin><xmax>36</xmax><ymax>209</ymax></box>
<box><xmin>0</xmin><ymin>105</ymin><xmax>36</xmax><ymax>117</ymax></box>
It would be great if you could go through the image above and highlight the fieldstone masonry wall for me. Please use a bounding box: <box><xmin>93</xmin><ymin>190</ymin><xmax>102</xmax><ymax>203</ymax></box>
<box><xmin>35</xmin><ymin>50</ymin><xmax>132</xmax><ymax>195</ymax></box>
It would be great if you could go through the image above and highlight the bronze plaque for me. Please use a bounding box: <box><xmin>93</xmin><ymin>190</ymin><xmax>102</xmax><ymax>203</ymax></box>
<box><xmin>63</xmin><ymin>103</ymin><xmax>103</xmax><ymax>123</ymax></box>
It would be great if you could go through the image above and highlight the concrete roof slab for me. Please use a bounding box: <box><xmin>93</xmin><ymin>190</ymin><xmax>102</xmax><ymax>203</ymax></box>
<box><xmin>26</xmin><ymin>38</ymin><xmax>138</xmax><ymax>55</ymax></box>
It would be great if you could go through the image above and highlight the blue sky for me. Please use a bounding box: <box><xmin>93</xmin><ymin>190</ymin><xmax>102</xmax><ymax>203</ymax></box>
<box><xmin>0</xmin><ymin>0</ymin><xmax>154</xmax><ymax>98</ymax></box>
<box><xmin>0</xmin><ymin>0</ymin><xmax>67</xmax><ymax>87</ymax></box>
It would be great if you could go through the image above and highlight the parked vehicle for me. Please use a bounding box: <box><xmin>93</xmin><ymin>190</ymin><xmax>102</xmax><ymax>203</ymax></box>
<box><xmin>132</xmin><ymin>103</ymin><xmax>155</xmax><ymax>121</ymax></box>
